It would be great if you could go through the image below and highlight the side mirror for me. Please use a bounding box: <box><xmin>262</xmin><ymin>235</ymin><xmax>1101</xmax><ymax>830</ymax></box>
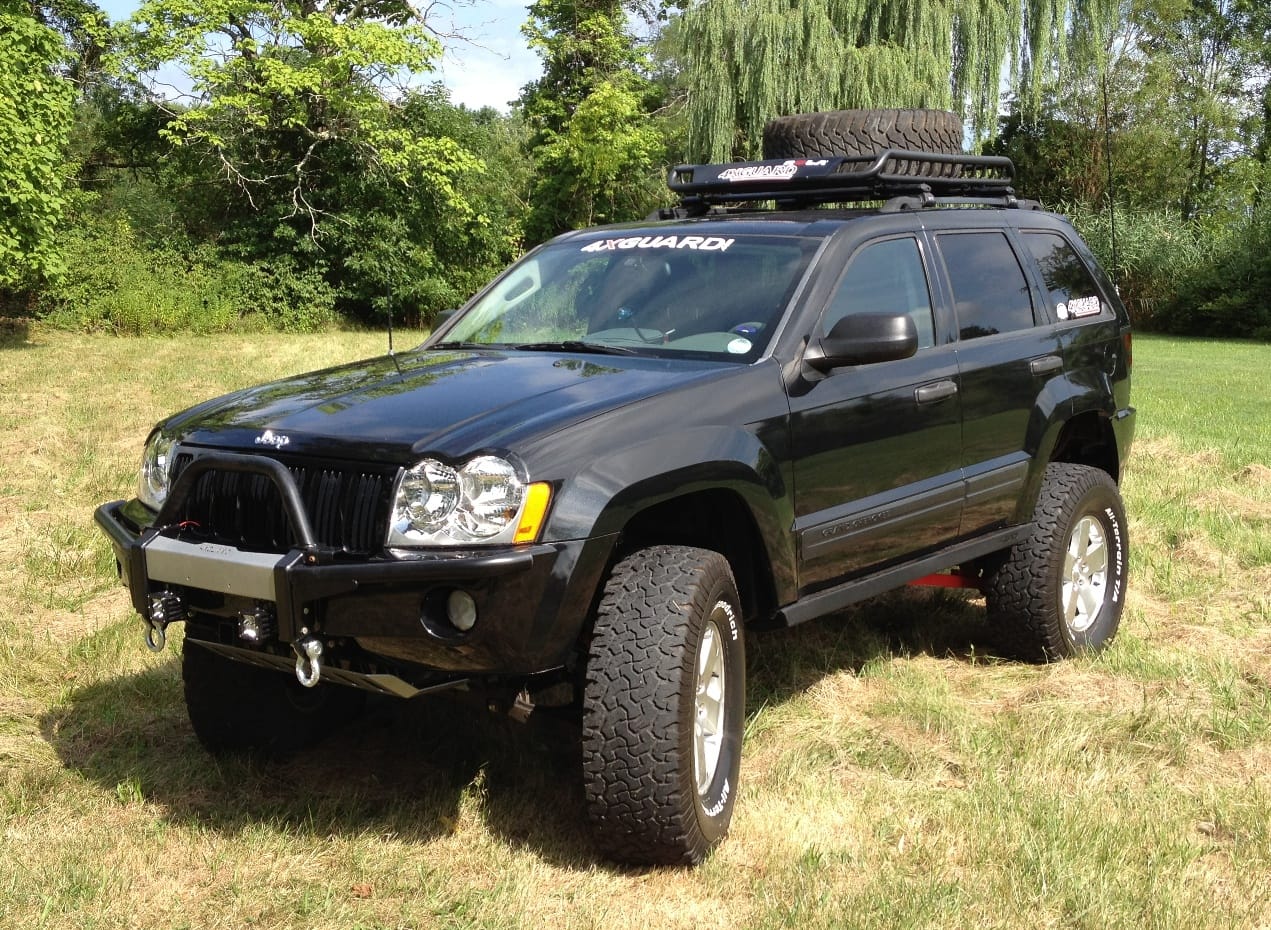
<box><xmin>432</xmin><ymin>308</ymin><xmax>458</xmax><ymax>329</ymax></box>
<box><xmin>804</xmin><ymin>312</ymin><xmax>919</xmax><ymax>372</ymax></box>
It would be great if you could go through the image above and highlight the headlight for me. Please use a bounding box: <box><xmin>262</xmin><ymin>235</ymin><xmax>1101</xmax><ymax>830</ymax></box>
<box><xmin>138</xmin><ymin>431</ymin><xmax>176</xmax><ymax>511</ymax></box>
<box><xmin>388</xmin><ymin>455</ymin><xmax>550</xmax><ymax>547</ymax></box>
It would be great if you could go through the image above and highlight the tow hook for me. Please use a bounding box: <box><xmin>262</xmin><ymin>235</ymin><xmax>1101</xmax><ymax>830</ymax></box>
<box><xmin>488</xmin><ymin>688</ymin><xmax>536</xmax><ymax>723</ymax></box>
<box><xmin>144</xmin><ymin>591</ymin><xmax>185</xmax><ymax>653</ymax></box>
<box><xmin>293</xmin><ymin>636</ymin><xmax>324</xmax><ymax>688</ymax></box>
<box><xmin>144</xmin><ymin>617</ymin><xmax>167</xmax><ymax>653</ymax></box>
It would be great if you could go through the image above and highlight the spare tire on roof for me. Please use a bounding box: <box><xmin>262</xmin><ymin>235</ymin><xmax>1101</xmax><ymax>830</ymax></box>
<box><xmin>762</xmin><ymin>110</ymin><xmax>964</xmax><ymax>177</ymax></box>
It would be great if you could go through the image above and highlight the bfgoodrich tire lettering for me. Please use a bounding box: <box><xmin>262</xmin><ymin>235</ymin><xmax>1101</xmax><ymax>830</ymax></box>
<box><xmin>582</xmin><ymin>546</ymin><xmax>746</xmax><ymax>866</ymax></box>
<box><xmin>984</xmin><ymin>463</ymin><xmax>1129</xmax><ymax>662</ymax></box>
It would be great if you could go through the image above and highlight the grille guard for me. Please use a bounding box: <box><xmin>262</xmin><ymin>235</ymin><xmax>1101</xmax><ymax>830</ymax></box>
<box><xmin>157</xmin><ymin>451</ymin><xmax>324</xmax><ymax>552</ymax></box>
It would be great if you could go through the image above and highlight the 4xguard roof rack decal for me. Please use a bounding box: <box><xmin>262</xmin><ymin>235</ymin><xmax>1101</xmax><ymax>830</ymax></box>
<box><xmin>666</xmin><ymin>148</ymin><xmax>1038</xmax><ymax>214</ymax></box>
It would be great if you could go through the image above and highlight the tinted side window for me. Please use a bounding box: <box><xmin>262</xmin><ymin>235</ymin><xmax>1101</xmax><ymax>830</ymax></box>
<box><xmin>1022</xmin><ymin>231</ymin><xmax>1109</xmax><ymax>321</ymax></box>
<box><xmin>937</xmin><ymin>232</ymin><xmax>1036</xmax><ymax>340</ymax></box>
<box><xmin>824</xmin><ymin>237</ymin><xmax>936</xmax><ymax>348</ymax></box>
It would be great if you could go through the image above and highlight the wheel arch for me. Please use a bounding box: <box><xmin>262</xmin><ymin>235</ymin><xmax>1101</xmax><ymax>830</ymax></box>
<box><xmin>614</xmin><ymin>488</ymin><xmax>784</xmax><ymax>627</ymax></box>
<box><xmin>1049</xmin><ymin>410</ymin><xmax>1121</xmax><ymax>482</ymax></box>
<box><xmin>1016</xmin><ymin>398</ymin><xmax>1123</xmax><ymax>524</ymax></box>
<box><xmin>543</xmin><ymin>425</ymin><xmax>797</xmax><ymax>623</ymax></box>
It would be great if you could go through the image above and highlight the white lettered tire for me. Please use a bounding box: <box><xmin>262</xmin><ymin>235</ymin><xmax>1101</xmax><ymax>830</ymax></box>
<box><xmin>581</xmin><ymin>546</ymin><xmax>746</xmax><ymax>865</ymax></box>
<box><xmin>984</xmin><ymin>463</ymin><xmax>1129</xmax><ymax>661</ymax></box>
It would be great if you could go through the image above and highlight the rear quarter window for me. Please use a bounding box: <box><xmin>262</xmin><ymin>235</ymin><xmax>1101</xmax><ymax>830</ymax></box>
<box><xmin>1021</xmin><ymin>231</ymin><xmax>1112</xmax><ymax>322</ymax></box>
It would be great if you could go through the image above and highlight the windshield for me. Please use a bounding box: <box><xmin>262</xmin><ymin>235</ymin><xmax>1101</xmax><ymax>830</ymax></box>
<box><xmin>437</xmin><ymin>233</ymin><xmax>819</xmax><ymax>361</ymax></box>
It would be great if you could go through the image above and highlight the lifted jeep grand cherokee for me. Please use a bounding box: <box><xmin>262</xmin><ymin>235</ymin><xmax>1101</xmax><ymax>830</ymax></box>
<box><xmin>96</xmin><ymin>109</ymin><xmax>1134</xmax><ymax>866</ymax></box>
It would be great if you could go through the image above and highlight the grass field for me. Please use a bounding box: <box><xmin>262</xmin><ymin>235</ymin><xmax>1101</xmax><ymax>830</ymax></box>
<box><xmin>1</xmin><ymin>328</ymin><xmax>1267</xmax><ymax>929</ymax></box>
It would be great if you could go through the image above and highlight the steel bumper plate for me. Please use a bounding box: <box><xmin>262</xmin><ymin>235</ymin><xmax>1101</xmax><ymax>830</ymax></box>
<box><xmin>144</xmin><ymin>535</ymin><xmax>284</xmax><ymax>601</ymax></box>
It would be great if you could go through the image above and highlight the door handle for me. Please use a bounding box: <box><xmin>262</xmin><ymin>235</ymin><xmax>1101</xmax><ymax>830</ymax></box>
<box><xmin>1029</xmin><ymin>355</ymin><xmax>1063</xmax><ymax>376</ymax></box>
<box><xmin>914</xmin><ymin>380</ymin><xmax>957</xmax><ymax>404</ymax></box>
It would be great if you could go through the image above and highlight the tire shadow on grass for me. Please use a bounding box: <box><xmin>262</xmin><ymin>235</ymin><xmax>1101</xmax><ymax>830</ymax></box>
<box><xmin>40</xmin><ymin>656</ymin><xmax>599</xmax><ymax>866</ymax></box>
<box><xmin>746</xmin><ymin>586</ymin><xmax>1004</xmax><ymax>705</ymax></box>
<box><xmin>40</xmin><ymin>587</ymin><xmax>998</xmax><ymax>870</ymax></box>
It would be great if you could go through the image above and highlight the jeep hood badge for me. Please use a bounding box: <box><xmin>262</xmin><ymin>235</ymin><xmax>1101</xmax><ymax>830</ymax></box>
<box><xmin>254</xmin><ymin>429</ymin><xmax>290</xmax><ymax>449</ymax></box>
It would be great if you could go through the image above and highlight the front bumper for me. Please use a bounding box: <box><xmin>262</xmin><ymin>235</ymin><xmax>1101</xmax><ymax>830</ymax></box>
<box><xmin>94</xmin><ymin>454</ymin><xmax>610</xmax><ymax>682</ymax></box>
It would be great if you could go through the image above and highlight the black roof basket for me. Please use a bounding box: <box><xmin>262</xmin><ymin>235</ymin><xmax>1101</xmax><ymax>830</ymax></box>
<box><xmin>666</xmin><ymin>149</ymin><xmax>1029</xmax><ymax>214</ymax></box>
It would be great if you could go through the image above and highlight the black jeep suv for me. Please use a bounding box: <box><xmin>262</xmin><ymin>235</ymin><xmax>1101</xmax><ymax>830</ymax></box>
<box><xmin>96</xmin><ymin>110</ymin><xmax>1135</xmax><ymax>866</ymax></box>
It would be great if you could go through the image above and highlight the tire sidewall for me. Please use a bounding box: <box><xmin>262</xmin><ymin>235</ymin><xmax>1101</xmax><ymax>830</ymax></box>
<box><xmin>684</xmin><ymin>580</ymin><xmax>745</xmax><ymax>845</ymax></box>
<box><xmin>1051</xmin><ymin>479</ymin><xmax>1128</xmax><ymax>653</ymax></box>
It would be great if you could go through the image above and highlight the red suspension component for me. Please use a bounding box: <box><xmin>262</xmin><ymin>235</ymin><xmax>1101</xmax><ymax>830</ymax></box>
<box><xmin>907</xmin><ymin>571</ymin><xmax>983</xmax><ymax>590</ymax></box>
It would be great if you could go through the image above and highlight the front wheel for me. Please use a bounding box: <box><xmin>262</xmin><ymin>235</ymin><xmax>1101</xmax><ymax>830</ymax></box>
<box><xmin>582</xmin><ymin>546</ymin><xmax>746</xmax><ymax>865</ymax></box>
<box><xmin>183</xmin><ymin>636</ymin><xmax>365</xmax><ymax>758</ymax></box>
<box><xmin>984</xmin><ymin>463</ymin><xmax>1129</xmax><ymax>662</ymax></box>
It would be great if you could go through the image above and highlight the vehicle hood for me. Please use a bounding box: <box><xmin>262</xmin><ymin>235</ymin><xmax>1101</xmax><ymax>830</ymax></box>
<box><xmin>164</xmin><ymin>348</ymin><xmax>728</xmax><ymax>463</ymax></box>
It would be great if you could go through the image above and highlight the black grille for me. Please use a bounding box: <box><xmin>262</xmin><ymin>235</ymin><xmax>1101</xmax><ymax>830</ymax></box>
<box><xmin>169</xmin><ymin>452</ymin><xmax>394</xmax><ymax>554</ymax></box>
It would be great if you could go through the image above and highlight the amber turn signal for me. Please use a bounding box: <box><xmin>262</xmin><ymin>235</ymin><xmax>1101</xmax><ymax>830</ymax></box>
<box><xmin>513</xmin><ymin>482</ymin><xmax>552</xmax><ymax>544</ymax></box>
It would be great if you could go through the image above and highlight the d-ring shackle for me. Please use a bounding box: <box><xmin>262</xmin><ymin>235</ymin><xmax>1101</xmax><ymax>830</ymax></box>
<box><xmin>293</xmin><ymin>636</ymin><xmax>324</xmax><ymax>688</ymax></box>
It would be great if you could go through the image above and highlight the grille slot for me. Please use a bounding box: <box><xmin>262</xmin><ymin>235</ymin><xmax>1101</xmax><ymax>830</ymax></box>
<box><xmin>169</xmin><ymin>452</ymin><xmax>393</xmax><ymax>554</ymax></box>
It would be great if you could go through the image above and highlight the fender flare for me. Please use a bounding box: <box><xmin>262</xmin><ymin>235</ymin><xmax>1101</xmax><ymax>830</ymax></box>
<box><xmin>1017</xmin><ymin>374</ymin><xmax>1119</xmax><ymax>521</ymax></box>
<box><xmin>544</xmin><ymin>425</ymin><xmax>797</xmax><ymax>604</ymax></box>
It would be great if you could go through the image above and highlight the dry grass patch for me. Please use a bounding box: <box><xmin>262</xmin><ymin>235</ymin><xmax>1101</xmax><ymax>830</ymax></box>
<box><xmin>1</xmin><ymin>329</ymin><xmax>1268</xmax><ymax>929</ymax></box>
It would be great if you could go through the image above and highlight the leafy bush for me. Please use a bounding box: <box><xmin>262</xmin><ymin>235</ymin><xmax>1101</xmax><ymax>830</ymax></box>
<box><xmin>1066</xmin><ymin>200</ymin><xmax>1270</xmax><ymax>341</ymax></box>
<box><xmin>1064</xmin><ymin>205</ymin><xmax>1213</xmax><ymax>330</ymax></box>
<box><xmin>1157</xmin><ymin>209</ymin><xmax>1271</xmax><ymax>341</ymax></box>
<box><xmin>38</xmin><ymin>211</ymin><xmax>336</xmax><ymax>334</ymax></box>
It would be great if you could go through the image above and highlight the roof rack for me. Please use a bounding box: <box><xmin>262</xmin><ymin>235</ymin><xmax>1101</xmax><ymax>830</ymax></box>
<box><xmin>666</xmin><ymin>149</ymin><xmax>1029</xmax><ymax>214</ymax></box>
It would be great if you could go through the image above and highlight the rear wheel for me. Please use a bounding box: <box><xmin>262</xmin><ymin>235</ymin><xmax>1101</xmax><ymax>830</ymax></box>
<box><xmin>984</xmin><ymin>463</ymin><xmax>1129</xmax><ymax>661</ymax></box>
<box><xmin>582</xmin><ymin>546</ymin><xmax>746</xmax><ymax>865</ymax></box>
<box><xmin>183</xmin><ymin>637</ymin><xmax>365</xmax><ymax>758</ymax></box>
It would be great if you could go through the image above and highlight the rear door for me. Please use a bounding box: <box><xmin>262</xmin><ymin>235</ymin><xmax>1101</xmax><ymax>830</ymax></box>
<box><xmin>788</xmin><ymin>232</ymin><xmax>963</xmax><ymax>594</ymax></box>
<box><xmin>928</xmin><ymin>227</ymin><xmax>1062</xmax><ymax>534</ymax></box>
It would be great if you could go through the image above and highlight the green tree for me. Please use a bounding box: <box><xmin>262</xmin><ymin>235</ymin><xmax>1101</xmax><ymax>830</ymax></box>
<box><xmin>518</xmin><ymin>0</ymin><xmax>664</xmax><ymax>244</ymax></box>
<box><xmin>1138</xmin><ymin>0</ymin><xmax>1264</xmax><ymax>219</ymax></box>
<box><xmin>106</xmin><ymin>0</ymin><xmax>511</xmax><ymax>323</ymax></box>
<box><xmin>667</xmin><ymin>0</ymin><xmax>1022</xmax><ymax>160</ymax></box>
<box><xmin>995</xmin><ymin>0</ymin><xmax>1267</xmax><ymax>217</ymax></box>
<box><xmin>115</xmin><ymin>0</ymin><xmax>478</xmax><ymax>240</ymax></box>
<box><xmin>315</xmin><ymin>88</ymin><xmax>532</xmax><ymax>324</ymax></box>
<box><xmin>990</xmin><ymin>0</ymin><xmax>1190</xmax><ymax>211</ymax></box>
<box><xmin>0</xmin><ymin>0</ymin><xmax>75</xmax><ymax>291</ymax></box>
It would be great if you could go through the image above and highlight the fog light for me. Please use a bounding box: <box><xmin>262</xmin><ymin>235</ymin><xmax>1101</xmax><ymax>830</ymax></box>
<box><xmin>148</xmin><ymin>591</ymin><xmax>184</xmax><ymax>625</ymax></box>
<box><xmin>447</xmin><ymin>590</ymin><xmax>477</xmax><ymax>632</ymax></box>
<box><xmin>237</xmin><ymin>605</ymin><xmax>275</xmax><ymax>644</ymax></box>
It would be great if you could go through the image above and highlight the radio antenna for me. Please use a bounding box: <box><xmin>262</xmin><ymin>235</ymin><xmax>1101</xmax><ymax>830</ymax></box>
<box><xmin>386</xmin><ymin>292</ymin><xmax>394</xmax><ymax>355</ymax></box>
<box><xmin>1102</xmin><ymin>72</ymin><xmax>1120</xmax><ymax>287</ymax></box>
<box><xmin>385</xmin><ymin>289</ymin><xmax>402</xmax><ymax>374</ymax></box>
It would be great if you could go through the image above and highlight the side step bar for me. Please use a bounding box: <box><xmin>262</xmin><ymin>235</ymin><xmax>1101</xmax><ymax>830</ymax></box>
<box><xmin>777</xmin><ymin>525</ymin><xmax>1027</xmax><ymax>627</ymax></box>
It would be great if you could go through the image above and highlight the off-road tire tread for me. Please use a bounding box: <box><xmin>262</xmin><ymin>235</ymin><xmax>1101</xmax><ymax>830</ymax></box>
<box><xmin>581</xmin><ymin>545</ymin><xmax>740</xmax><ymax>866</ymax></box>
<box><xmin>762</xmin><ymin>109</ymin><xmax>963</xmax><ymax>172</ymax></box>
<box><xmin>183</xmin><ymin>638</ymin><xmax>364</xmax><ymax>758</ymax></box>
<box><xmin>984</xmin><ymin>463</ymin><xmax>1125</xmax><ymax>662</ymax></box>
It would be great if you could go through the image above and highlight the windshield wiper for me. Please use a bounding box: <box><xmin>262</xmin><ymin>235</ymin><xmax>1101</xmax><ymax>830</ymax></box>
<box><xmin>431</xmin><ymin>340</ymin><xmax>503</xmax><ymax>350</ymax></box>
<box><xmin>512</xmin><ymin>340</ymin><xmax>641</xmax><ymax>356</ymax></box>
